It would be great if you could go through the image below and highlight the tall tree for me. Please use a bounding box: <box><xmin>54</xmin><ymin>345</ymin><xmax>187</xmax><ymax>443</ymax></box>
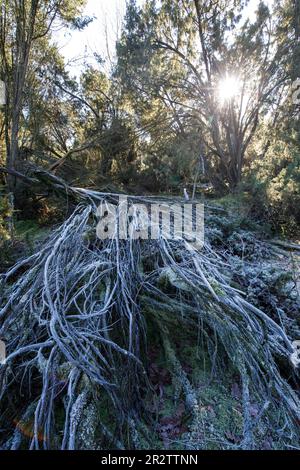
<box><xmin>117</xmin><ymin>0</ymin><xmax>294</xmax><ymax>192</ymax></box>
<box><xmin>0</xmin><ymin>0</ymin><xmax>90</xmax><ymax>203</ymax></box>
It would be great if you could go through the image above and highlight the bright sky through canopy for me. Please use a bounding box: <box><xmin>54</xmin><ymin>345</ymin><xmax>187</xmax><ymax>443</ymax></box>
<box><xmin>56</xmin><ymin>0</ymin><xmax>137</xmax><ymax>75</ymax></box>
<box><xmin>57</xmin><ymin>0</ymin><xmax>273</xmax><ymax>76</ymax></box>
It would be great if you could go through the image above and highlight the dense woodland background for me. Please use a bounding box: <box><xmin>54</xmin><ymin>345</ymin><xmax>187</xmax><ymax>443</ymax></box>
<box><xmin>0</xmin><ymin>0</ymin><xmax>299</xmax><ymax>238</ymax></box>
<box><xmin>0</xmin><ymin>0</ymin><xmax>300</xmax><ymax>451</ymax></box>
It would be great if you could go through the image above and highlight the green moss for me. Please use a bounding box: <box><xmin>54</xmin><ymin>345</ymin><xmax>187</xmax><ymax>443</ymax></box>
<box><xmin>209</xmin><ymin>280</ymin><xmax>225</xmax><ymax>297</ymax></box>
<box><xmin>15</xmin><ymin>219</ymin><xmax>50</xmax><ymax>242</ymax></box>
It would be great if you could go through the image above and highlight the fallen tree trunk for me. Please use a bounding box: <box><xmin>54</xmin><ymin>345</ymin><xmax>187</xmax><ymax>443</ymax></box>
<box><xmin>270</xmin><ymin>239</ymin><xmax>300</xmax><ymax>252</ymax></box>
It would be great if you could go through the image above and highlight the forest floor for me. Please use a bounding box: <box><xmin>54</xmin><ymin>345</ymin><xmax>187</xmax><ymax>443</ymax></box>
<box><xmin>0</xmin><ymin>193</ymin><xmax>299</xmax><ymax>450</ymax></box>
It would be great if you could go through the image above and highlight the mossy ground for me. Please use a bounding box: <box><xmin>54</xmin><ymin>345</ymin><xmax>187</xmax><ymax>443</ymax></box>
<box><xmin>0</xmin><ymin>219</ymin><xmax>51</xmax><ymax>272</ymax></box>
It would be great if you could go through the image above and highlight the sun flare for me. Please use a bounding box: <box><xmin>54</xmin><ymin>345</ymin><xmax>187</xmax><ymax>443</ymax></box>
<box><xmin>217</xmin><ymin>75</ymin><xmax>242</xmax><ymax>103</ymax></box>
